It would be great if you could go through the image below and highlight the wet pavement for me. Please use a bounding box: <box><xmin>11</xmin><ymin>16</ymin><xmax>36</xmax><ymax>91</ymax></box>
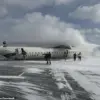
<box><xmin>0</xmin><ymin>61</ymin><xmax>95</xmax><ymax>100</ymax></box>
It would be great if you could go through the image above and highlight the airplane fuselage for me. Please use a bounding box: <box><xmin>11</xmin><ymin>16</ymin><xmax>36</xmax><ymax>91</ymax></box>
<box><xmin>0</xmin><ymin>45</ymin><xmax>83</xmax><ymax>61</ymax></box>
<box><xmin>0</xmin><ymin>46</ymin><xmax>72</xmax><ymax>60</ymax></box>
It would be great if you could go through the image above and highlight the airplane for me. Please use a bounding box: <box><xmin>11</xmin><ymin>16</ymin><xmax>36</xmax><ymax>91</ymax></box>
<box><xmin>0</xmin><ymin>41</ymin><xmax>81</xmax><ymax>60</ymax></box>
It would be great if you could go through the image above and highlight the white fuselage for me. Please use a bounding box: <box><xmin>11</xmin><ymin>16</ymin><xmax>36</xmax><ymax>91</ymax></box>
<box><xmin>0</xmin><ymin>46</ymin><xmax>80</xmax><ymax>60</ymax></box>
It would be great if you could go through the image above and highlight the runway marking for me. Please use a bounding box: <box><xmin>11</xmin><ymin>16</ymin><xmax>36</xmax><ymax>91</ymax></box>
<box><xmin>0</xmin><ymin>76</ymin><xmax>24</xmax><ymax>79</ymax></box>
<box><xmin>19</xmin><ymin>72</ymin><xmax>25</xmax><ymax>76</ymax></box>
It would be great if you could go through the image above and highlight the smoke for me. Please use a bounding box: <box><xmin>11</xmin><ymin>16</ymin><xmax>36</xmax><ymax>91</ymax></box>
<box><xmin>92</xmin><ymin>45</ymin><xmax>100</xmax><ymax>57</ymax></box>
<box><xmin>8</xmin><ymin>12</ymin><xmax>86</xmax><ymax>47</ymax></box>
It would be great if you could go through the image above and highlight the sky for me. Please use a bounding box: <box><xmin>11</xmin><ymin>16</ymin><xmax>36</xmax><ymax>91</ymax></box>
<box><xmin>0</xmin><ymin>0</ymin><xmax>100</xmax><ymax>46</ymax></box>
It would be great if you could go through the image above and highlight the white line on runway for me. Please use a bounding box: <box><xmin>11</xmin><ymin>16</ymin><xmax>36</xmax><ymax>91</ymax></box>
<box><xmin>0</xmin><ymin>76</ymin><xmax>24</xmax><ymax>79</ymax></box>
<box><xmin>19</xmin><ymin>72</ymin><xmax>25</xmax><ymax>76</ymax></box>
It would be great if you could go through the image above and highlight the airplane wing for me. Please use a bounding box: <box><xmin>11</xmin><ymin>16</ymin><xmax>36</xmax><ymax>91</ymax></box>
<box><xmin>3</xmin><ymin>53</ymin><xmax>16</xmax><ymax>58</ymax></box>
<box><xmin>2</xmin><ymin>48</ymin><xmax>27</xmax><ymax>59</ymax></box>
<box><xmin>53</xmin><ymin>45</ymin><xmax>71</xmax><ymax>49</ymax></box>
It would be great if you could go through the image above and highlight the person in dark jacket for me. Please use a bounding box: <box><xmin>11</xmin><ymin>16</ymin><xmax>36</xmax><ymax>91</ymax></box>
<box><xmin>64</xmin><ymin>50</ymin><xmax>68</xmax><ymax>60</ymax></box>
<box><xmin>21</xmin><ymin>48</ymin><xmax>27</xmax><ymax>59</ymax></box>
<box><xmin>48</xmin><ymin>52</ymin><xmax>51</xmax><ymax>64</ymax></box>
<box><xmin>73</xmin><ymin>53</ymin><xmax>77</xmax><ymax>61</ymax></box>
<box><xmin>43</xmin><ymin>52</ymin><xmax>51</xmax><ymax>65</ymax></box>
<box><xmin>78</xmin><ymin>52</ymin><xmax>82</xmax><ymax>61</ymax></box>
<box><xmin>44</xmin><ymin>53</ymin><xmax>48</xmax><ymax>64</ymax></box>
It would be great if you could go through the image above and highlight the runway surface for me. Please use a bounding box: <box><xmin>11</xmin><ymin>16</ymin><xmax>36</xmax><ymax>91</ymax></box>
<box><xmin>0</xmin><ymin>58</ymin><xmax>99</xmax><ymax>100</ymax></box>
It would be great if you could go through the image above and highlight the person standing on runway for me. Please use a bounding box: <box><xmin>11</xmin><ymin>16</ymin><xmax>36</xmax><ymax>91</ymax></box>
<box><xmin>73</xmin><ymin>53</ymin><xmax>77</xmax><ymax>61</ymax></box>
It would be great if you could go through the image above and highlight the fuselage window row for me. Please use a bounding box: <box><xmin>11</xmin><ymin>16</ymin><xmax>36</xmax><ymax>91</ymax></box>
<box><xmin>25</xmin><ymin>51</ymin><xmax>73</xmax><ymax>58</ymax></box>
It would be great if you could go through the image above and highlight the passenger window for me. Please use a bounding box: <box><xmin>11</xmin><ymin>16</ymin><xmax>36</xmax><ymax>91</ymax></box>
<box><xmin>29</xmin><ymin>52</ymin><xmax>31</xmax><ymax>56</ymax></box>
<box><xmin>32</xmin><ymin>52</ymin><xmax>34</xmax><ymax>56</ymax></box>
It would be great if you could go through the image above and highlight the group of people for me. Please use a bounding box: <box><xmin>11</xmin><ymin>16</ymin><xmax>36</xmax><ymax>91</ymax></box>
<box><xmin>73</xmin><ymin>52</ymin><xmax>82</xmax><ymax>61</ymax></box>
<box><xmin>14</xmin><ymin>48</ymin><xmax>81</xmax><ymax>63</ymax></box>
<box><xmin>15</xmin><ymin>48</ymin><xmax>27</xmax><ymax>60</ymax></box>
<box><xmin>43</xmin><ymin>51</ymin><xmax>82</xmax><ymax>65</ymax></box>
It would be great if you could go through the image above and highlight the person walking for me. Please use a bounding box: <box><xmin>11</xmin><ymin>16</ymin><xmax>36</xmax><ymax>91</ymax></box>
<box><xmin>64</xmin><ymin>50</ymin><xmax>68</xmax><ymax>60</ymax></box>
<box><xmin>21</xmin><ymin>48</ymin><xmax>27</xmax><ymax>60</ymax></box>
<box><xmin>73</xmin><ymin>53</ymin><xmax>77</xmax><ymax>61</ymax></box>
<box><xmin>78</xmin><ymin>52</ymin><xmax>82</xmax><ymax>61</ymax></box>
<box><xmin>43</xmin><ymin>52</ymin><xmax>51</xmax><ymax>65</ymax></box>
<box><xmin>48</xmin><ymin>52</ymin><xmax>51</xmax><ymax>65</ymax></box>
<box><xmin>43</xmin><ymin>53</ymin><xmax>49</xmax><ymax>64</ymax></box>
